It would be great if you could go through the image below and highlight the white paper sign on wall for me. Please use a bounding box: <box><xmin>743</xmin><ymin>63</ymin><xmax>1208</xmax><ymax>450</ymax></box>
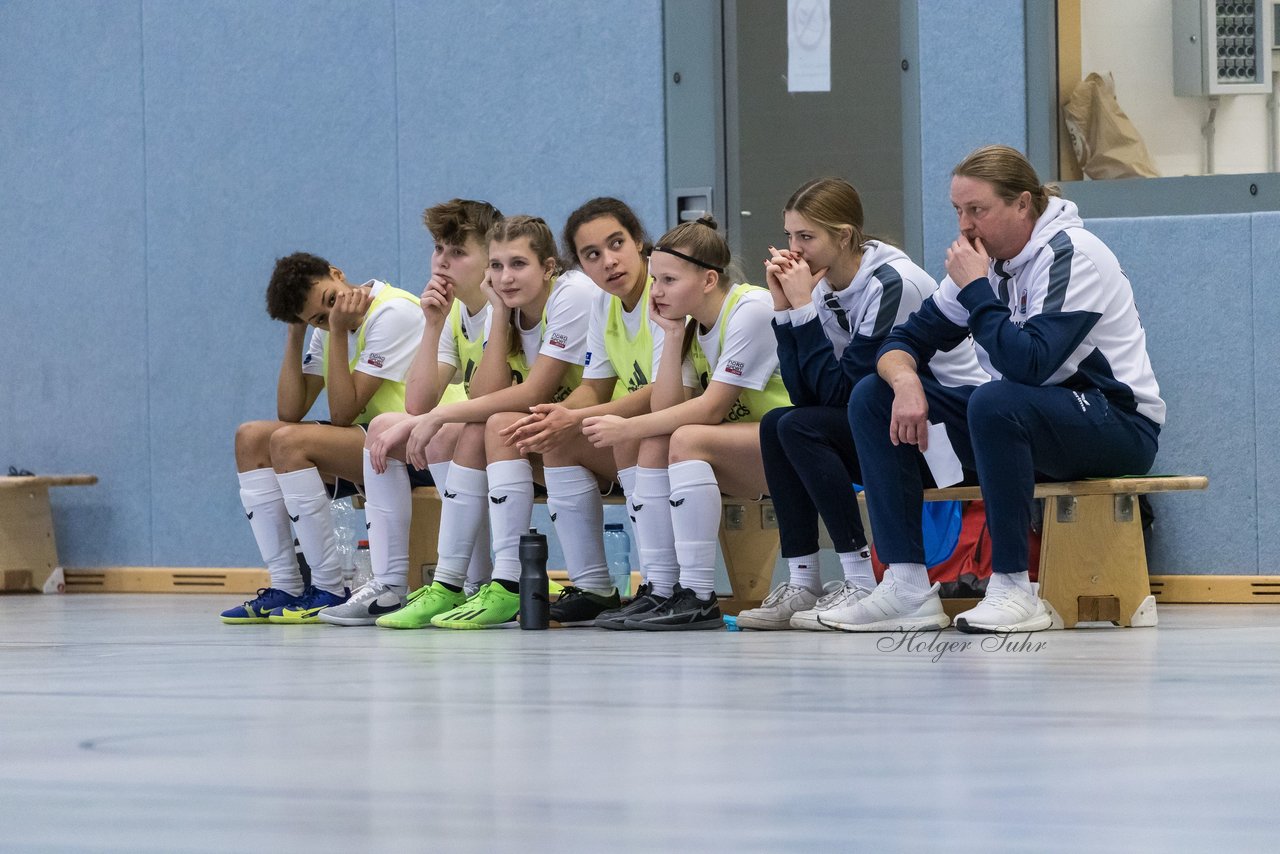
<box><xmin>787</xmin><ymin>0</ymin><xmax>831</xmax><ymax>93</ymax></box>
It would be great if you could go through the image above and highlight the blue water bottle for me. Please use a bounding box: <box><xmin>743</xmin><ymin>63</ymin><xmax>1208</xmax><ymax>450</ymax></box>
<box><xmin>604</xmin><ymin>522</ymin><xmax>631</xmax><ymax>599</ymax></box>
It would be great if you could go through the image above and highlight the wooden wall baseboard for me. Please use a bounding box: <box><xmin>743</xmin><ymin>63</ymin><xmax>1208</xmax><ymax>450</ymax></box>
<box><xmin>1147</xmin><ymin>576</ymin><xmax>1280</xmax><ymax>604</ymax></box>
<box><xmin>64</xmin><ymin>567</ymin><xmax>268</xmax><ymax>594</ymax></box>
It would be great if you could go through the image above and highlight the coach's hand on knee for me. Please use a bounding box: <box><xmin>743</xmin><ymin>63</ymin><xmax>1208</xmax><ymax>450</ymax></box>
<box><xmin>889</xmin><ymin>384</ymin><xmax>930</xmax><ymax>450</ymax></box>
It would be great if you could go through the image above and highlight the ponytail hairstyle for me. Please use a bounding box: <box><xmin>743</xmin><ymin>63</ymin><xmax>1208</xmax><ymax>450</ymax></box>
<box><xmin>652</xmin><ymin>214</ymin><xmax>733</xmax><ymax>359</ymax></box>
<box><xmin>783</xmin><ymin>178</ymin><xmax>870</xmax><ymax>254</ymax></box>
<box><xmin>952</xmin><ymin>144</ymin><xmax>1060</xmax><ymax>218</ymax></box>
<box><xmin>486</xmin><ymin>215</ymin><xmax>563</xmax><ymax>357</ymax></box>
<box><xmin>562</xmin><ymin>197</ymin><xmax>652</xmax><ymax>268</ymax></box>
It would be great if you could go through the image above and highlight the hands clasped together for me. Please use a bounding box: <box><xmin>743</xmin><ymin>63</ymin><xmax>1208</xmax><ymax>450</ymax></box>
<box><xmin>763</xmin><ymin>246</ymin><xmax>826</xmax><ymax>311</ymax></box>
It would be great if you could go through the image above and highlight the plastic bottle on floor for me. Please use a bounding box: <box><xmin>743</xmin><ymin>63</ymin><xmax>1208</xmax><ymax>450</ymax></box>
<box><xmin>604</xmin><ymin>522</ymin><xmax>631</xmax><ymax>599</ymax></box>
<box><xmin>519</xmin><ymin>528</ymin><xmax>550</xmax><ymax>630</ymax></box>
<box><xmin>352</xmin><ymin>540</ymin><xmax>373</xmax><ymax>590</ymax></box>
<box><xmin>330</xmin><ymin>498</ymin><xmax>357</xmax><ymax>589</ymax></box>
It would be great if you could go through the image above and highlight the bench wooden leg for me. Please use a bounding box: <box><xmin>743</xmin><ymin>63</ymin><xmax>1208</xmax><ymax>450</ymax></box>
<box><xmin>718</xmin><ymin>501</ymin><xmax>780</xmax><ymax>615</ymax></box>
<box><xmin>1037</xmin><ymin>494</ymin><xmax>1157</xmax><ymax>629</ymax></box>
<box><xmin>406</xmin><ymin>488</ymin><xmax>443</xmax><ymax>591</ymax></box>
<box><xmin>0</xmin><ymin>484</ymin><xmax>60</xmax><ymax>592</ymax></box>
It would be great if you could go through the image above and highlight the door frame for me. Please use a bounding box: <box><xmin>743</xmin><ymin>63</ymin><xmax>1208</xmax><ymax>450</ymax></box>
<box><xmin>663</xmin><ymin>0</ymin><xmax>925</xmax><ymax>261</ymax></box>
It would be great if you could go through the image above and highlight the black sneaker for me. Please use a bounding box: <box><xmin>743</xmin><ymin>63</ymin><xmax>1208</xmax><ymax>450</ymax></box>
<box><xmin>549</xmin><ymin>586</ymin><xmax>621</xmax><ymax>627</ymax></box>
<box><xmin>594</xmin><ymin>583</ymin><xmax>668</xmax><ymax>631</ymax></box>
<box><xmin>625</xmin><ymin>583</ymin><xmax>724</xmax><ymax>631</ymax></box>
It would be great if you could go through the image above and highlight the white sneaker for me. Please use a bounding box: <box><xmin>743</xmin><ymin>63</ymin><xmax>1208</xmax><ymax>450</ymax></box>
<box><xmin>735</xmin><ymin>583</ymin><xmax>819</xmax><ymax>630</ymax></box>
<box><xmin>790</xmin><ymin>581</ymin><xmax>871</xmax><ymax>631</ymax></box>
<box><xmin>954</xmin><ymin>584</ymin><xmax>1052</xmax><ymax>634</ymax></box>
<box><xmin>817</xmin><ymin>580</ymin><xmax>950</xmax><ymax>632</ymax></box>
<box><xmin>317</xmin><ymin>581</ymin><xmax>407</xmax><ymax>626</ymax></box>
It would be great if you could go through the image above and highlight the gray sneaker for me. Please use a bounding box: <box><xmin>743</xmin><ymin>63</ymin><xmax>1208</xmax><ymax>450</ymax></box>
<box><xmin>735</xmin><ymin>582</ymin><xmax>819</xmax><ymax>630</ymax></box>
<box><xmin>790</xmin><ymin>580</ymin><xmax>871</xmax><ymax>631</ymax></box>
<box><xmin>317</xmin><ymin>581</ymin><xmax>407</xmax><ymax>626</ymax></box>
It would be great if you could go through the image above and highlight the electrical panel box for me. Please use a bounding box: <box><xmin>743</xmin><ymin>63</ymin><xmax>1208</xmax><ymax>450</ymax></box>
<box><xmin>1174</xmin><ymin>0</ymin><xmax>1274</xmax><ymax>95</ymax></box>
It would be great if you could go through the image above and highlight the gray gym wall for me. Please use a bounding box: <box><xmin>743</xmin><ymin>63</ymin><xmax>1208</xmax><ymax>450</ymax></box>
<box><xmin>0</xmin><ymin>0</ymin><xmax>1261</xmax><ymax>576</ymax></box>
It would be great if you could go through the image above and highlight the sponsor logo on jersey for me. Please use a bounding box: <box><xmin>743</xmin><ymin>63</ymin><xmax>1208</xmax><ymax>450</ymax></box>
<box><xmin>585</xmin><ymin>351</ymin><xmax>593</xmax><ymax>365</ymax></box>
<box><xmin>727</xmin><ymin>399</ymin><xmax>751</xmax><ymax>422</ymax></box>
<box><xmin>725</xmin><ymin>360</ymin><xmax>745</xmax><ymax>377</ymax></box>
<box><xmin>367</xmin><ymin>352</ymin><xmax>385</xmax><ymax>368</ymax></box>
<box><xmin>629</xmin><ymin>362</ymin><xmax>648</xmax><ymax>391</ymax></box>
<box><xmin>1018</xmin><ymin>290</ymin><xmax>1028</xmax><ymax>315</ymax></box>
<box><xmin>549</xmin><ymin>332</ymin><xmax>569</xmax><ymax>349</ymax></box>
<box><xmin>303</xmin><ymin>354</ymin><xmax>312</xmax><ymax>365</ymax></box>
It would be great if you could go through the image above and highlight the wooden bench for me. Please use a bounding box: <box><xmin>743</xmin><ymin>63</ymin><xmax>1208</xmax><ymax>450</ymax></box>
<box><xmin>406</xmin><ymin>488</ymin><xmax>780</xmax><ymax>615</ymax></box>
<box><xmin>406</xmin><ymin>475</ymin><xmax>1207</xmax><ymax>628</ymax></box>
<box><xmin>0</xmin><ymin>474</ymin><xmax>99</xmax><ymax>593</ymax></box>
<box><xmin>910</xmin><ymin>475</ymin><xmax>1208</xmax><ymax>629</ymax></box>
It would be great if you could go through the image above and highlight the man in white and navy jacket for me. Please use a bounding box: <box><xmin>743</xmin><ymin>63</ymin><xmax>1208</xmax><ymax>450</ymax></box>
<box><xmin>834</xmin><ymin>145</ymin><xmax>1165</xmax><ymax>635</ymax></box>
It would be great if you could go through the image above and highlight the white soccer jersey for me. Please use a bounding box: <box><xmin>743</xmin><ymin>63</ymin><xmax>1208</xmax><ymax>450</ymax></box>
<box><xmin>582</xmin><ymin>286</ymin><xmax>669</xmax><ymax>382</ymax></box>
<box><xmin>437</xmin><ymin>302</ymin><xmax>491</xmax><ymax>374</ymax></box>
<box><xmin>514</xmin><ymin>269</ymin><xmax>593</xmax><ymax>368</ymax></box>
<box><xmin>694</xmin><ymin>287</ymin><xmax>780</xmax><ymax>391</ymax></box>
<box><xmin>302</xmin><ymin>280</ymin><xmax>425</xmax><ymax>382</ymax></box>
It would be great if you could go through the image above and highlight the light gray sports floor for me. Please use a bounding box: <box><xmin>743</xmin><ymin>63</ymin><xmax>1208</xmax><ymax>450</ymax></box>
<box><xmin>2</xmin><ymin>595</ymin><xmax>1279</xmax><ymax>853</ymax></box>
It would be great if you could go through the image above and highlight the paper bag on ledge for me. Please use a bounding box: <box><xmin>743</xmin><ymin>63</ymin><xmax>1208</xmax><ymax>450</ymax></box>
<box><xmin>1063</xmin><ymin>72</ymin><xmax>1160</xmax><ymax>180</ymax></box>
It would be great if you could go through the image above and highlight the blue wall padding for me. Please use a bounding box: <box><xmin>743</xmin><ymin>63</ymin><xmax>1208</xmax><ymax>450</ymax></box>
<box><xmin>915</xmin><ymin>0</ymin><xmax>1027</xmax><ymax>281</ymax></box>
<box><xmin>1091</xmin><ymin>214</ymin><xmax>1255</xmax><ymax>573</ymax></box>
<box><xmin>1</xmin><ymin>0</ymin><xmax>665</xmax><ymax>567</ymax></box>
<box><xmin>0</xmin><ymin>0</ymin><xmax>1258</xmax><ymax>577</ymax></box>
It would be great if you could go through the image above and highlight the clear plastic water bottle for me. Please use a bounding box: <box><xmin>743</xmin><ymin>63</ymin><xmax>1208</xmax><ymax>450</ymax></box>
<box><xmin>330</xmin><ymin>498</ymin><xmax>357</xmax><ymax>589</ymax></box>
<box><xmin>604</xmin><ymin>522</ymin><xmax>631</xmax><ymax>598</ymax></box>
<box><xmin>352</xmin><ymin>539</ymin><xmax>373</xmax><ymax>590</ymax></box>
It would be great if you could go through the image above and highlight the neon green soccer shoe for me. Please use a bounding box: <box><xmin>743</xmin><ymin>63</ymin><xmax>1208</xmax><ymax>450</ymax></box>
<box><xmin>430</xmin><ymin>581</ymin><xmax>521</xmax><ymax>629</ymax></box>
<box><xmin>375</xmin><ymin>581</ymin><xmax>467</xmax><ymax>629</ymax></box>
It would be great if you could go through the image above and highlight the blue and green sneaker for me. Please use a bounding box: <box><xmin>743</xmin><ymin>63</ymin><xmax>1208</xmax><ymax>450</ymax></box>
<box><xmin>267</xmin><ymin>585</ymin><xmax>349</xmax><ymax>624</ymax></box>
<box><xmin>220</xmin><ymin>588</ymin><xmax>302</xmax><ymax>624</ymax></box>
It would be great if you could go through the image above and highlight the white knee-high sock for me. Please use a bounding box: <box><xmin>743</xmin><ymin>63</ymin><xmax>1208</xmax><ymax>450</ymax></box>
<box><xmin>239</xmin><ymin>468</ymin><xmax>302</xmax><ymax>595</ymax></box>
<box><xmin>788</xmin><ymin>553</ymin><xmax>823</xmax><ymax>595</ymax></box>
<box><xmin>434</xmin><ymin>464</ymin><xmax>488</xmax><ymax>588</ymax></box>
<box><xmin>277</xmin><ymin>467</ymin><xmax>343</xmax><ymax>595</ymax></box>
<box><xmin>465</xmin><ymin>514</ymin><xmax>493</xmax><ymax>590</ymax></box>
<box><xmin>427</xmin><ymin>461</ymin><xmax>451</xmax><ymax>491</ymax></box>
<box><xmin>617</xmin><ymin>465</ymin><xmax>637</xmax><ymax>500</ymax></box>
<box><xmin>839</xmin><ymin>546</ymin><xmax>875</xmax><ymax>590</ymax></box>
<box><xmin>362</xmin><ymin>450</ymin><xmax>409</xmax><ymax>594</ymax></box>
<box><xmin>632</xmin><ymin>466</ymin><xmax>678</xmax><ymax>597</ymax></box>
<box><xmin>433</xmin><ymin>460</ymin><xmax>493</xmax><ymax>589</ymax></box>
<box><xmin>487</xmin><ymin>459</ymin><xmax>535</xmax><ymax>584</ymax></box>
<box><xmin>668</xmin><ymin>459</ymin><xmax>721</xmax><ymax>598</ymax></box>
<box><xmin>545</xmin><ymin>465</ymin><xmax>611</xmax><ymax>593</ymax></box>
